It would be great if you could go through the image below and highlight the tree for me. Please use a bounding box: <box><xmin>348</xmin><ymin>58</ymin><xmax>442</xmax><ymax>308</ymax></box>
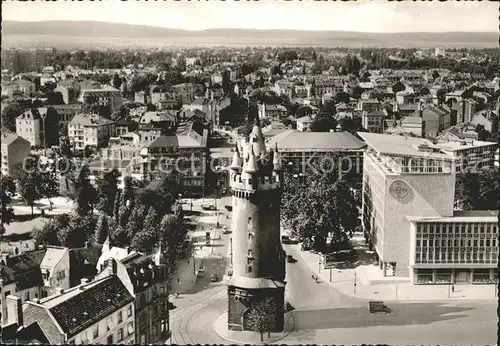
<box><xmin>419</xmin><ymin>87</ymin><xmax>430</xmax><ymax>96</ymax></box>
<box><xmin>1</xmin><ymin>102</ymin><xmax>23</xmax><ymax>132</ymax></box>
<box><xmin>281</xmin><ymin>154</ymin><xmax>359</xmax><ymax>251</ymax></box>
<box><xmin>436</xmin><ymin>88</ymin><xmax>446</xmax><ymax>105</ymax></box>
<box><xmin>455</xmin><ymin>168</ymin><xmax>499</xmax><ymax>210</ymax></box>
<box><xmin>112</xmin><ymin>73</ymin><xmax>122</xmax><ymax>89</ymax></box>
<box><xmin>57</xmin><ymin>213</ymin><xmax>97</xmax><ymax>248</ymax></box>
<box><xmin>335</xmin><ymin>92</ymin><xmax>350</xmax><ymax>104</ymax></box>
<box><xmin>310</xmin><ymin>114</ymin><xmax>338</xmax><ymax>132</ymax></box>
<box><xmin>432</xmin><ymin>70</ymin><xmax>440</xmax><ymax>80</ymax></box>
<box><xmin>17</xmin><ymin>155</ymin><xmax>46</xmax><ymax>215</ymax></box>
<box><xmin>131</xmin><ymin>207</ymin><xmax>159</xmax><ymax>253</ymax></box>
<box><xmin>32</xmin><ymin>217</ymin><xmax>63</xmax><ymax>246</ymax></box>
<box><xmin>46</xmin><ymin>91</ymin><xmax>65</xmax><ymax>105</ymax></box>
<box><xmin>0</xmin><ymin>175</ymin><xmax>16</xmax><ymax>227</ymax></box>
<box><xmin>392</xmin><ymin>82</ymin><xmax>405</xmax><ymax>94</ymax></box>
<box><xmin>246</xmin><ymin>298</ymin><xmax>277</xmax><ymax>341</ymax></box>
<box><xmin>95</xmin><ymin>169</ymin><xmax>119</xmax><ymax>216</ymax></box>
<box><xmin>73</xmin><ymin>165</ymin><xmax>97</xmax><ymax>216</ymax></box>
<box><xmin>95</xmin><ymin>214</ymin><xmax>109</xmax><ymax>244</ymax></box>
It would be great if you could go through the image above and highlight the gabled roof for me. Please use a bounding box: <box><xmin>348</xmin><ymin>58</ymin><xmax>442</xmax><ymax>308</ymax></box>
<box><xmin>69</xmin><ymin>113</ymin><xmax>114</xmax><ymax>127</ymax></box>
<box><xmin>44</xmin><ymin>276</ymin><xmax>134</xmax><ymax>338</ymax></box>
<box><xmin>1</xmin><ymin>133</ymin><xmax>30</xmax><ymax>146</ymax></box>
<box><xmin>0</xmin><ymin>249</ymin><xmax>46</xmax><ymax>289</ymax></box>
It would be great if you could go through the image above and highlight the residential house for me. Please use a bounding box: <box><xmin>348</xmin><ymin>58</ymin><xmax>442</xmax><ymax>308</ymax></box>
<box><xmin>16</xmin><ymin>107</ymin><xmax>59</xmax><ymax>147</ymax></box>
<box><xmin>96</xmin><ymin>244</ymin><xmax>170</xmax><ymax>344</ymax></box>
<box><xmin>79</xmin><ymin>86</ymin><xmax>123</xmax><ymax>115</ymax></box>
<box><xmin>471</xmin><ymin>110</ymin><xmax>496</xmax><ymax>133</ymax></box>
<box><xmin>412</xmin><ymin>104</ymin><xmax>451</xmax><ymax>137</ymax></box>
<box><xmin>156</xmin><ymin>99</ymin><xmax>181</xmax><ymax>111</ymax></box>
<box><xmin>134</xmin><ymin>91</ymin><xmax>149</xmax><ymax>104</ymax></box>
<box><xmin>358</xmin><ymin>99</ymin><xmax>381</xmax><ymax>113</ymax></box>
<box><xmin>54</xmin><ymin>85</ymin><xmax>78</xmax><ymax>104</ymax></box>
<box><xmin>456</xmin><ymin>98</ymin><xmax>478</xmax><ymax>124</ymax></box>
<box><xmin>395</xmin><ymin>103</ymin><xmax>419</xmax><ymax>118</ymax></box>
<box><xmin>396</xmin><ymin>91</ymin><xmax>416</xmax><ymax>105</ymax></box>
<box><xmin>265</xmin><ymin>104</ymin><xmax>287</xmax><ymax>119</ymax></box>
<box><xmin>68</xmin><ymin>113</ymin><xmax>114</xmax><ymax>151</ymax></box>
<box><xmin>22</xmin><ymin>274</ymin><xmax>135</xmax><ymax>345</ymax></box>
<box><xmin>400</xmin><ymin>116</ymin><xmax>424</xmax><ymax>137</ymax></box>
<box><xmin>296</xmin><ymin>115</ymin><xmax>315</xmax><ymax>132</ymax></box>
<box><xmin>14</xmin><ymin>79</ymin><xmax>36</xmax><ymax>96</ymax></box>
<box><xmin>51</xmin><ymin>104</ymin><xmax>82</xmax><ymax>128</ymax></box>
<box><xmin>183</xmin><ymin>98</ymin><xmax>215</xmax><ymax>122</ymax></box>
<box><xmin>115</xmin><ymin>118</ymin><xmax>131</xmax><ymax>137</ymax></box>
<box><xmin>139</xmin><ymin>111</ymin><xmax>178</xmax><ymax>134</ymax></box>
<box><xmin>362</xmin><ymin>110</ymin><xmax>387</xmax><ymax>133</ymax></box>
<box><xmin>0</xmin><ymin>246</ymin><xmax>70</xmax><ymax>327</ymax></box>
<box><xmin>1</xmin><ymin>133</ymin><xmax>30</xmax><ymax>177</ymax></box>
<box><xmin>274</xmin><ymin>79</ymin><xmax>294</xmax><ymax>100</ymax></box>
<box><xmin>294</xmin><ymin>85</ymin><xmax>311</xmax><ymax>99</ymax></box>
<box><xmin>173</xmin><ymin>83</ymin><xmax>204</xmax><ymax>105</ymax></box>
<box><xmin>142</xmin><ymin>121</ymin><xmax>209</xmax><ymax>196</ymax></box>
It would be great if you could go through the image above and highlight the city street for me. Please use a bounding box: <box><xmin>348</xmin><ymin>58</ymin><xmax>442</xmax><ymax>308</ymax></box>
<box><xmin>169</xmin><ymin>209</ymin><xmax>497</xmax><ymax>345</ymax></box>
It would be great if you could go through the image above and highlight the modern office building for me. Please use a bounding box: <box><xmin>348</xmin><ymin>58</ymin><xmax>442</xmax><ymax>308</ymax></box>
<box><xmin>359</xmin><ymin>132</ymin><xmax>498</xmax><ymax>284</ymax></box>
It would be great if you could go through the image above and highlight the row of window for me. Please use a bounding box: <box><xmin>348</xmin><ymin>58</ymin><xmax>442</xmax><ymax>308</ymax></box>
<box><xmin>416</xmin><ymin>223</ymin><xmax>498</xmax><ymax>235</ymax></box>
<box><xmin>417</xmin><ymin>238</ymin><xmax>497</xmax><ymax>247</ymax></box>
<box><xmin>415</xmin><ymin>249</ymin><xmax>498</xmax><ymax>263</ymax></box>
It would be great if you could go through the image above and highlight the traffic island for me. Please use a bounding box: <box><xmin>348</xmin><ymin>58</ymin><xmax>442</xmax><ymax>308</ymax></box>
<box><xmin>214</xmin><ymin>312</ymin><xmax>295</xmax><ymax>345</ymax></box>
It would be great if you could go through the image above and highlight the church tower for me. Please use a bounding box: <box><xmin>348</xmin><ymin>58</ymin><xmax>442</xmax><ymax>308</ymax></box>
<box><xmin>227</xmin><ymin>120</ymin><xmax>286</xmax><ymax>332</ymax></box>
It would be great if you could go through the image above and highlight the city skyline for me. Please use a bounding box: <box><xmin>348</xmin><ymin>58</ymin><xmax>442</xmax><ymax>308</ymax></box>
<box><xmin>4</xmin><ymin>0</ymin><xmax>497</xmax><ymax>33</ymax></box>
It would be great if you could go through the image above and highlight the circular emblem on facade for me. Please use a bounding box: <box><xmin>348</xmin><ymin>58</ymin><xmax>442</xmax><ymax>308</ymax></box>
<box><xmin>389</xmin><ymin>180</ymin><xmax>409</xmax><ymax>199</ymax></box>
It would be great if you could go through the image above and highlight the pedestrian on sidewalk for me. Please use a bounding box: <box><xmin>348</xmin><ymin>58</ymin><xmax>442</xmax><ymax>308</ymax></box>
<box><xmin>451</xmin><ymin>284</ymin><xmax>455</xmax><ymax>293</ymax></box>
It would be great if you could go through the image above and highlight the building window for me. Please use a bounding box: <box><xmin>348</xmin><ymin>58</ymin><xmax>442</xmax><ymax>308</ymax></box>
<box><xmin>247</xmin><ymin>266</ymin><xmax>252</xmax><ymax>273</ymax></box>
<box><xmin>127</xmin><ymin>322</ymin><xmax>134</xmax><ymax>336</ymax></box>
<box><xmin>93</xmin><ymin>324</ymin><xmax>99</xmax><ymax>338</ymax></box>
<box><xmin>107</xmin><ymin>335</ymin><xmax>113</xmax><ymax>344</ymax></box>
<box><xmin>118</xmin><ymin>311</ymin><xmax>123</xmax><ymax>324</ymax></box>
<box><xmin>81</xmin><ymin>331</ymin><xmax>89</xmax><ymax>344</ymax></box>
<box><xmin>106</xmin><ymin>318</ymin><xmax>113</xmax><ymax>332</ymax></box>
<box><xmin>127</xmin><ymin>305</ymin><xmax>133</xmax><ymax>317</ymax></box>
<box><xmin>118</xmin><ymin>328</ymin><xmax>123</xmax><ymax>342</ymax></box>
<box><xmin>247</xmin><ymin>250</ymin><xmax>253</xmax><ymax>257</ymax></box>
<box><xmin>24</xmin><ymin>291</ymin><xmax>30</xmax><ymax>301</ymax></box>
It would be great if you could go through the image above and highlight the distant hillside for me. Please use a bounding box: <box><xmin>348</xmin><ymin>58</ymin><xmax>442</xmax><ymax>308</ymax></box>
<box><xmin>2</xmin><ymin>21</ymin><xmax>498</xmax><ymax>49</ymax></box>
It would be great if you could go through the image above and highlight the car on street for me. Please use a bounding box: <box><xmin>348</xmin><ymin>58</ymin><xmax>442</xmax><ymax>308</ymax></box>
<box><xmin>197</xmin><ymin>265</ymin><xmax>205</xmax><ymax>277</ymax></box>
<box><xmin>201</xmin><ymin>205</ymin><xmax>216</xmax><ymax>211</ymax></box>
<box><xmin>210</xmin><ymin>273</ymin><xmax>219</xmax><ymax>282</ymax></box>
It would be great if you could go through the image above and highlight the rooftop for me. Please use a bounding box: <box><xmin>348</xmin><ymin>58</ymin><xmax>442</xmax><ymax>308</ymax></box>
<box><xmin>69</xmin><ymin>113</ymin><xmax>114</xmax><ymax>127</ymax></box>
<box><xmin>268</xmin><ymin>130</ymin><xmax>366</xmax><ymax>152</ymax></box>
<box><xmin>407</xmin><ymin>210</ymin><xmax>498</xmax><ymax>223</ymax></box>
<box><xmin>358</xmin><ymin>132</ymin><xmax>451</xmax><ymax>159</ymax></box>
<box><xmin>0</xmin><ymin>249</ymin><xmax>46</xmax><ymax>289</ymax></box>
<box><xmin>41</xmin><ymin>276</ymin><xmax>134</xmax><ymax>338</ymax></box>
<box><xmin>435</xmin><ymin>139</ymin><xmax>497</xmax><ymax>152</ymax></box>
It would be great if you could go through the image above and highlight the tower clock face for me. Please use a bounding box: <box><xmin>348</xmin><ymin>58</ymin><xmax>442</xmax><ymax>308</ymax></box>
<box><xmin>389</xmin><ymin>180</ymin><xmax>410</xmax><ymax>199</ymax></box>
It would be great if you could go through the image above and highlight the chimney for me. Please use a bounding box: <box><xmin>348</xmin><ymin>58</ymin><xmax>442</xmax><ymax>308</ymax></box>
<box><xmin>6</xmin><ymin>295</ymin><xmax>23</xmax><ymax>326</ymax></box>
<box><xmin>1</xmin><ymin>253</ymin><xmax>10</xmax><ymax>265</ymax></box>
<box><xmin>84</xmin><ymin>241</ymin><xmax>90</xmax><ymax>248</ymax></box>
<box><xmin>107</xmin><ymin>257</ymin><xmax>117</xmax><ymax>275</ymax></box>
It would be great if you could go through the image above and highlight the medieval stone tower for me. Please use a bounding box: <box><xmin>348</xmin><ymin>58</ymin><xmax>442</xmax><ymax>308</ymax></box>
<box><xmin>226</xmin><ymin>121</ymin><xmax>286</xmax><ymax>332</ymax></box>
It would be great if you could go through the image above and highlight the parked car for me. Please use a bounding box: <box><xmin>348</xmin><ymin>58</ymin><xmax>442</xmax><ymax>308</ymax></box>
<box><xmin>201</xmin><ymin>205</ymin><xmax>216</xmax><ymax>211</ymax></box>
<box><xmin>197</xmin><ymin>265</ymin><xmax>205</xmax><ymax>277</ymax></box>
<box><xmin>210</xmin><ymin>273</ymin><xmax>219</xmax><ymax>282</ymax></box>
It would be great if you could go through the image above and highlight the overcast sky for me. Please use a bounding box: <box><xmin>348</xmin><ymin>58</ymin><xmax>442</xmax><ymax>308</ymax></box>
<box><xmin>3</xmin><ymin>0</ymin><xmax>497</xmax><ymax>33</ymax></box>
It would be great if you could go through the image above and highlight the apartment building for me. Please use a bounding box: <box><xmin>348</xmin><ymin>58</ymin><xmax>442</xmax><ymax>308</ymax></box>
<box><xmin>79</xmin><ymin>85</ymin><xmax>123</xmax><ymax>115</ymax></box>
<box><xmin>142</xmin><ymin>121</ymin><xmax>209</xmax><ymax>196</ymax></box>
<box><xmin>68</xmin><ymin>113</ymin><xmax>114</xmax><ymax>151</ymax></box>
<box><xmin>362</xmin><ymin>110</ymin><xmax>387</xmax><ymax>133</ymax></box>
<box><xmin>359</xmin><ymin>132</ymin><xmax>498</xmax><ymax>284</ymax></box>
<box><xmin>1</xmin><ymin>133</ymin><xmax>30</xmax><ymax>177</ymax></box>
<box><xmin>22</xmin><ymin>275</ymin><xmax>135</xmax><ymax>344</ymax></box>
<box><xmin>95</xmin><ymin>239</ymin><xmax>170</xmax><ymax>344</ymax></box>
<box><xmin>16</xmin><ymin>108</ymin><xmax>59</xmax><ymax>147</ymax></box>
<box><xmin>435</xmin><ymin>138</ymin><xmax>497</xmax><ymax>171</ymax></box>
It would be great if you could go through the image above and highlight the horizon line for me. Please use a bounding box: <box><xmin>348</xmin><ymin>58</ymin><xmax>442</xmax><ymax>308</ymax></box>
<box><xmin>4</xmin><ymin>19</ymin><xmax>497</xmax><ymax>34</ymax></box>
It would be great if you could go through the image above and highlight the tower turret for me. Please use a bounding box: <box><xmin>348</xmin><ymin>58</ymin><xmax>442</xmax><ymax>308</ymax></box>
<box><xmin>273</xmin><ymin>142</ymin><xmax>282</xmax><ymax>171</ymax></box>
<box><xmin>249</xmin><ymin>119</ymin><xmax>266</xmax><ymax>158</ymax></box>
<box><xmin>244</xmin><ymin>146</ymin><xmax>258</xmax><ymax>174</ymax></box>
<box><xmin>230</xmin><ymin>146</ymin><xmax>242</xmax><ymax>171</ymax></box>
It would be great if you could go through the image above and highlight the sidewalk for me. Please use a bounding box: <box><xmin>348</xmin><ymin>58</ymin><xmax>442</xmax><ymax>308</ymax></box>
<box><xmin>295</xmin><ymin>237</ymin><xmax>497</xmax><ymax>302</ymax></box>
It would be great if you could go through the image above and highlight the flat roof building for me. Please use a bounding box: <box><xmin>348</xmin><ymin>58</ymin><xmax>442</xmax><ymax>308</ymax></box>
<box><xmin>358</xmin><ymin>132</ymin><xmax>498</xmax><ymax>284</ymax></box>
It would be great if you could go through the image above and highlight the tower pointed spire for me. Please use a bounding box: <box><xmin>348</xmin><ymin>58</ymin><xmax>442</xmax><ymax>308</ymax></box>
<box><xmin>231</xmin><ymin>145</ymin><xmax>242</xmax><ymax>170</ymax></box>
<box><xmin>273</xmin><ymin>142</ymin><xmax>281</xmax><ymax>171</ymax></box>
<box><xmin>244</xmin><ymin>145</ymin><xmax>258</xmax><ymax>174</ymax></box>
